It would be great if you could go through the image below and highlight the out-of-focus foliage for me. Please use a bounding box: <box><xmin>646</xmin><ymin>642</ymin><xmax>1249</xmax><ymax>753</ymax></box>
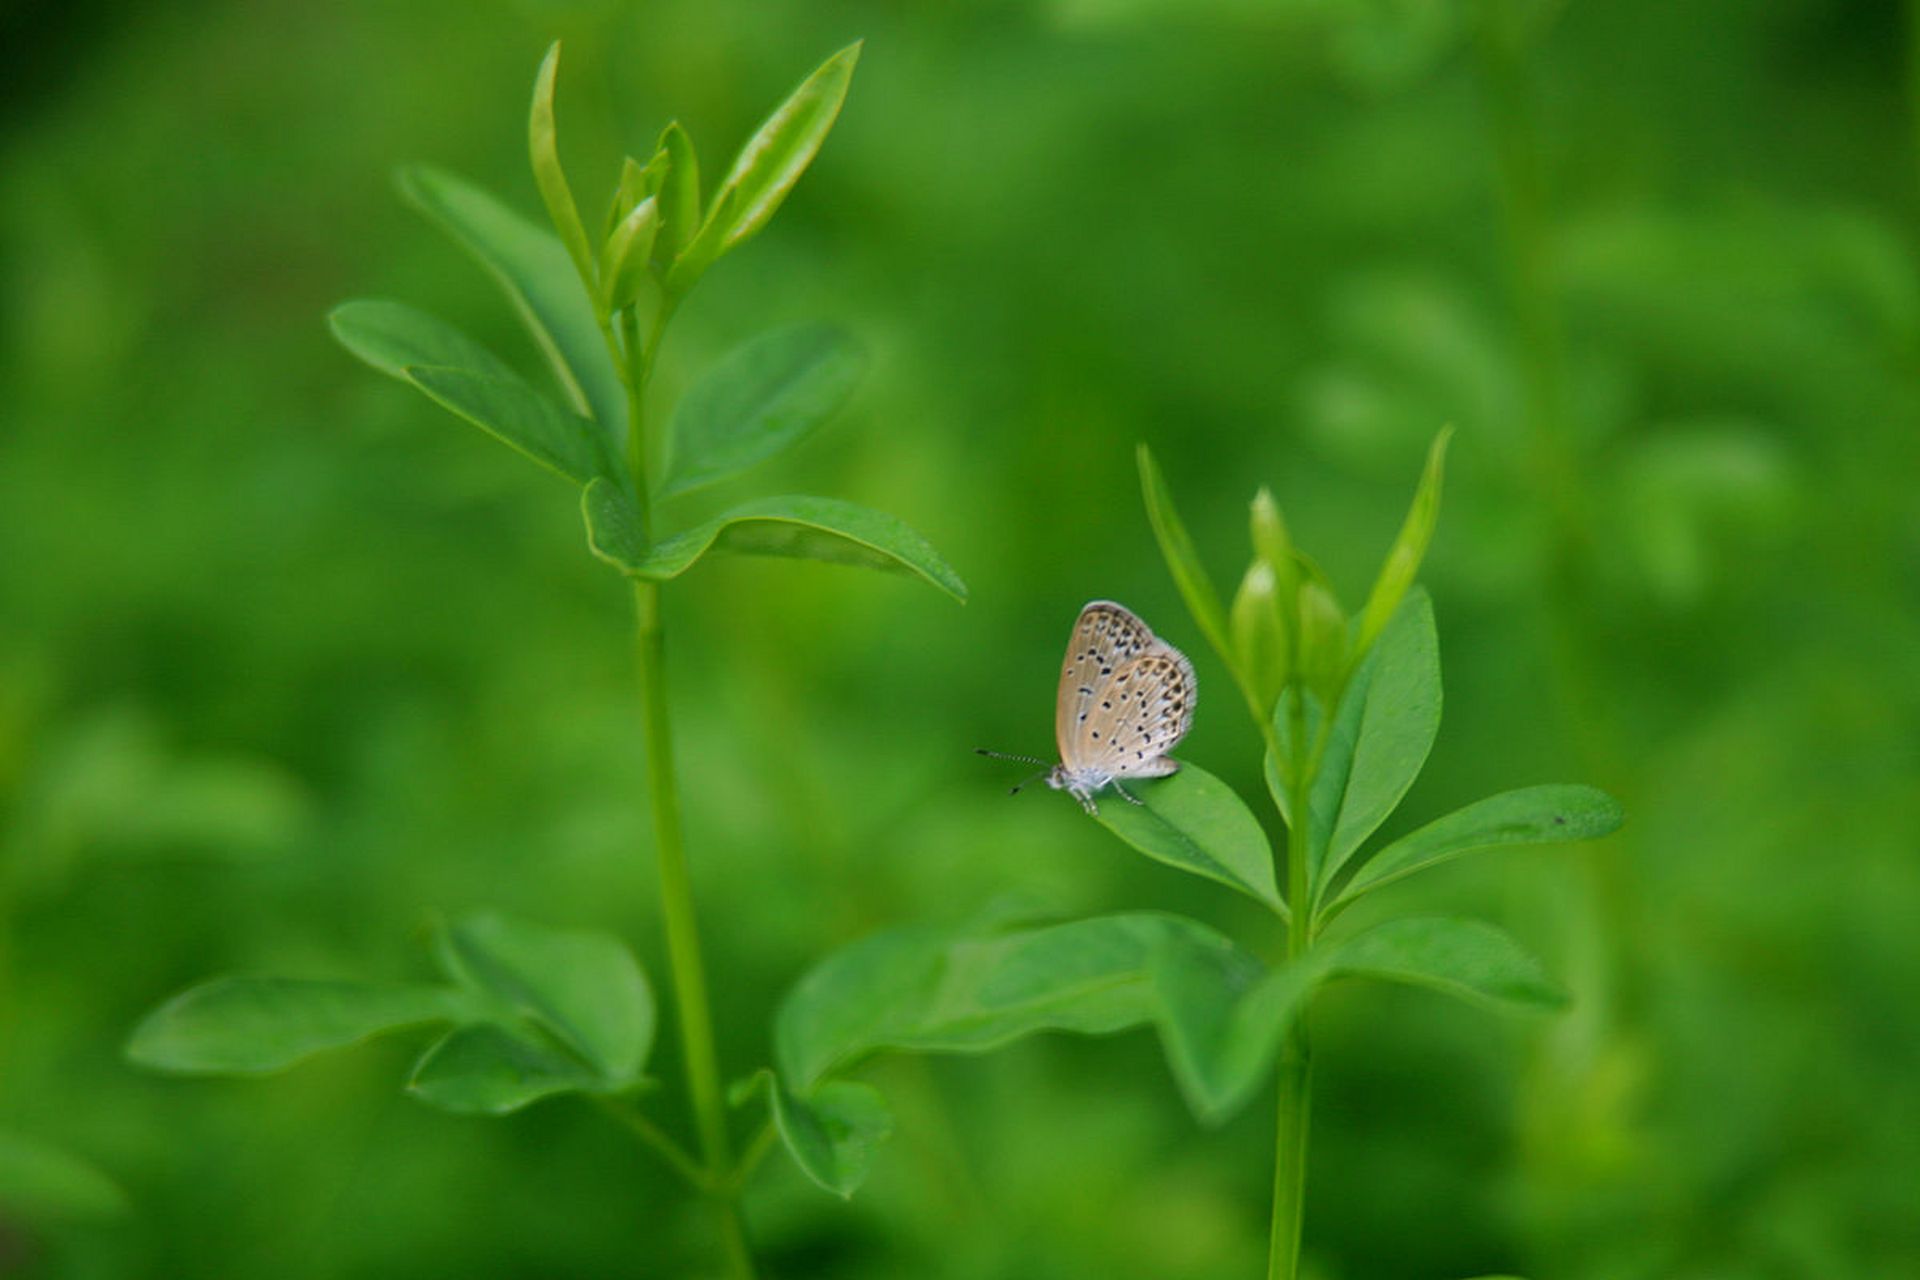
<box><xmin>2</xmin><ymin>1</ymin><xmax>1916</xmax><ymax>1277</ymax></box>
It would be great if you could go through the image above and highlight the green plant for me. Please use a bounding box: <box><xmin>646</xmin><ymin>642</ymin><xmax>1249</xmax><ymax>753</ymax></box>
<box><xmin>769</xmin><ymin>429</ymin><xmax>1623</xmax><ymax>1277</ymax></box>
<box><xmin>125</xmin><ymin>41</ymin><xmax>962</xmax><ymax>1277</ymax></box>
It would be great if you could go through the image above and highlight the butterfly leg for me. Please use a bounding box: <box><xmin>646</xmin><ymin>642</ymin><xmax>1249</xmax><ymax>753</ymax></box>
<box><xmin>1072</xmin><ymin>787</ymin><xmax>1100</xmax><ymax>816</ymax></box>
<box><xmin>1111</xmin><ymin>781</ymin><xmax>1145</xmax><ymax>807</ymax></box>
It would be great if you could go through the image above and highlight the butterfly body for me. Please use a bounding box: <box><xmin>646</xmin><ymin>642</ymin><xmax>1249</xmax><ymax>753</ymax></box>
<box><xmin>982</xmin><ymin>600</ymin><xmax>1196</xmax><ymax>815</ymax></box>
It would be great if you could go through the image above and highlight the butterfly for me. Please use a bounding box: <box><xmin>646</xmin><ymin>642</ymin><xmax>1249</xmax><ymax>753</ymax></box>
<box><xmin>979</xmin><ymin>600</ymin><xmax>1197</xmax><ymax>814</ymax></box>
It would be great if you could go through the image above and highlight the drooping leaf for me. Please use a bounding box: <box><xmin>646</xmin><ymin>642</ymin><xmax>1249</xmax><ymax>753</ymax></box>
<box><xmin>528</xmin><ymin>42</ymin><xmax>597</xmax><ymax>295</ymax></box>
<box><xmin>582</xmin><ymin>476</ymin><xmax>650</xmax><ymax>572</ymax></box>
<box><xmin>435</xmin><ymin>911</ymin><xmax>654</xmax><ymax>1083</ymax></box>
<box><xmin>408</xmin><ymin>1023</ymin><xmax>609</xmax><ymax>1115</ymax></box>
<box><xmin>403</xmin><ymin>365</ymin><xmax>606</xmax><ymax>484</ymax></box>
<box><xmin>1353</xmin><ymin>427</ymin><xmax>1451</xmax><ymax>657</ymax></box>
<box><xmin>1152</xmin><ymin>942</ymin><xmax>1324</xmax><ymax>1122</ymax></box>
<box><xmin>661</xmin><ymin>323</ymin><xmax>866</xmax><ymax>498</ymax></box>
<box><xmin>759</xmin><ymin>1072</ymin><xmax>893</xmax><ymax>1198</ymax></box>
<box><xmin>1328</xmin><ymin>784</ymin><xmax>1625</xmax><ymax>919</ymax></box>
<box><xmin>1092</xmin><ymin>762</ymin><xmax>1283</xmax><ymax>914</ymax></box>
<box><xmin>1136</xmin><ymin>444</ymin><xmax>1233</xmax><ymax>668</ymax></box>
<box><xmin>775</xmin><ymin>913</ymin><xmax>1264</xmax><ymax>1112</ymax></box>
<box><xmin>128</xmin><ymin>978</ymin><xmax>461</xmax><ymax>1075</ymax></box>
<box><xmin>671</xmin><ymin>43</ymin><xmax>861</xmax><ymax>289</ymax></box>
<box><xmin>1306</xmin><ymin>590</ymin><xmax>1441</xmax><ymax>895</ymax></box>
<box><xmin>398</xmin><ymin>165</ymin><xmax>624</xmax><ymax>432</ymax></box>
<box><xmin>0</xmin><ymin>1131</ymin><xmax>128</xmax><ymax>1222</ymax></box>
<box><xmin>628</xmin><ymin>495</ymin><xmax>966</xmax><ymax>601</ymax></box>
<box><xmin>1326</xmin><ymin>916</ymin><xmax>1567</xmax><ymax>1012</ymax></box>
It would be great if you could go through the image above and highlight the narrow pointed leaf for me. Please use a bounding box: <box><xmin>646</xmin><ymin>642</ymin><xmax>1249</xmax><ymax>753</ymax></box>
<box><xmin>436</xmin><ymin>912</ymin><xmax>654</xmax><ymax>1083</ymax></box>
<box><xmin>1354</xmin><ymin>427</ymin><xmax>1451</xmax><ymax>658</ymax></box>
<box><xmin>128</xmin><ymin>978</ymin><xmax>460</xmax><ymax>1075</ymax></box>
<box><xmin>672</xmin><ymin>43</ymin><xmax>860</xmax><ymax>288</ymax></box>
<box><xmin>398</xmin><ymin>165</ymin><xmax>624</xmax><ymax>432</ymax></box>
<box><xmin>408</xmin><ymin>1023</ymin><xmax>609</xmax><ymax>1115</ymax></box>
<box><xmin>1329</xmin><ymin>785</ymin><xmax>1625</xmax><ymax>918</ymax></box>
<box><xmin>404</xmin><ymin>365</ymin><xmax>605</xmax><ymax>484</ymax></box>
<box><xmin>628</xmin><ymin>495</ymin><xmax>965</xmax><ymax>601</ymax></box>
<box><xmin>1308</xmin><ymin>590</ymin><xmax>1440</xmax><ymax>894</ymax></box>
<box><xmin>662</xmin><ymin>323</ymin><xmax>866</xmax><ymax>498</ymax></box>
<box><xmin>1092</xmin><ymin>763</ymin><xmax>1283</xmax><ymax>914</ymax></box>
<box><xmin>1137</xmin><ymin>444</ymin><xmax>1233</xmax><ymax>665</ymax></box>
<box><xmin>529</xmin><ymin>42</ymin><xmax>597</xmax><ymax>294</ymax></box>
<box><xmin>1327</xmin><ymin>916</ymin><xmax>1567</xmax><ymax>1012</ymax></box>
<box><xmin>582</xmin><ymin>477</ymin><xmax>650</xmax><ymax>572</ymax></box>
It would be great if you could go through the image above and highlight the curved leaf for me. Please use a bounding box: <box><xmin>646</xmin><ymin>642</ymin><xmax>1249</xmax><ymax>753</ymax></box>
<box><xmin>529</xmin><ymin>42</ymin><xmax>596</xmax><ymax>294</ymax></box>
<box><xmin>661</xmin><ymin>323</ymin><xmax>866</xmax><ymax>498</ymax></box>
<box><xmin>672</xmin><ymin>43</ymin><xmax>861</xmax><ymax>287</ymax></box>
<box><xmin>1328</xmin><ymin>784</ymin><xmax>1625</xmax><ymax>919</ymax></box>
<box><xmin>398</xmin><ymin>165</ymin><xmax>624</xmax><ymax>433</ymax></box>
<box><xmin>759</xmin><ymin>1072</ymin><xmax>892</xmax><ymax>1198</ymax></box>
<box><xmin>408</xmin><ymin>1024</ymin><xmax>609</xmax><ymax>1115</ymax></box>
<box><xmin>1092</xmin><ymin>762</ymin><xmax>1283</xmax><ymax>914</ymax></box>
<box><xmin>128</xmin><ymin>978</ymin><xmax>460</xmax><ymax>1075</ymax></box>
<box><xmin>631</xmin><ymin>495</ymin><xmax>966</xmax><ymax>601</ymax></box>
<box><xmin>582</xmin><ymin>477</ymin><xmax>650</xmax><ymax>572</ymax></box>
<box><xmin>404</xmin><ymin>365</ymin><xmax>605</xmax><ymax>484</ymax></box>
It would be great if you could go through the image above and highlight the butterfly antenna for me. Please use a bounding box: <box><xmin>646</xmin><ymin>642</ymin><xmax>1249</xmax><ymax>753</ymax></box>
<box><xmin>975</xmin><ymin>749</ymin><xmax>1053</xmax><ymax>797</ymax></box>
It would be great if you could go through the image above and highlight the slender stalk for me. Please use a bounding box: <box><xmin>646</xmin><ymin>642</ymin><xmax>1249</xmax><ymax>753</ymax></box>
<box><xmin>1268</xmin><ymin>697</ymin><xmax>1316</xmax><ymax>1280</ymax></box>
<box><xmin>619</xmin><ymin>300</ymin><xmax>752</xmax><ymax>1278</ymax></box>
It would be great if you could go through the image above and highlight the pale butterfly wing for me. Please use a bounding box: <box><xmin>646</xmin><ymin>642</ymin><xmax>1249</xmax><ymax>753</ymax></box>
<box><xmin>1055</xmin><ymin>601</ymin><xmax>1196</xmax><ymax>777</ymax></box>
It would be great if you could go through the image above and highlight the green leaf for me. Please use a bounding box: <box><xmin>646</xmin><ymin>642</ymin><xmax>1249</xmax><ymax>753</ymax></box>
<box><xmin>775</xmin><ymin>913</ymin><xmax>1263</xmax><ymax>1108</ymax></box>
<box><xmin>603</xmin><ymin>154</ymin><xmax>649</xmax><ymax>240</ymax></box>
<box><xmin>1294</xmin><ymin>576</ymin><xmax>1349</xmax><ymax>704</ymax></box>
<box><xmin>329</xmin><ymin>299</ymin><xmax>518</xmax><ymax>384</ymax></box>
<box><xmin>582</xmin><ymin>477</ymin><xmax>649</xmax><ymax>572</ymax></box>
<box><xmin>398</xmin><ymin>165</ymin><xmax>624</xmax><ymax>433</ymax></box>
<box><xmin>1307</xmin><ymin>590</ymin><xmax>1440</xmax><ymax>895</ymax></box>
<box><xmin>1264</xmin><ymin>685</ymin><xmax>1325</xmax><ymax>827</ymax></box>
<box><xmin>1329</xmin><ymin>784</ymin><xmax>1625</xmax><ymax>919</ymax></box>
<box><xmin>1354</xmin><ymin>426</ymin><xmax>1450</xmax><ymax>658</ymax></box>
<box><xmin>1092</xmin><ymin>763</ymin><xmax>1283</xmax><ymax>914</ymax></box>
<box><xmin>128</xmin><ymin>978</ymin><xmax>459</xmax><ymax>1075</ymax></box>
<box><xmin>600</xmin><ymin>196</ymin><xmax>660</xmax><ymax>314</ymax></box>
<box><xmin>1326</xmin><ymin>916</ymin><xmax>1567</xmax><ymax>1012</ymax></box>
<box><xmin>628</xmin><ymin>495</ymin><xmax>966</xmax><ymax>602</ymax></box>
<box><xmin>436</xmin><ymin>912</ymin><xmax>654</xmax><ymax>1083</ymax></box>
<box><xmin>403</xmin><ymin>365</ymin><xmax>606</xmax><ymax>485</ymax></box>
<box><xmin>661</xmin><ymin>323</ymin><xmax>867</xmax><ymax>499</ymax></box>
<box><xmin>1137</xmin><ymin>444</ymin><xmax>1233</xmax><ymax>668</ymax></box>
<box><xmin>0</xmin><ymin>1131</ymin><xmax>128</xmax><ymax>1222</ymax></box>
<box><xmin>408</xmin><ymin>1023</ymin><xmax>608</xmax><ymax>1115</ymax></box>
<box><xmin>528</xmin><ymin>42</ymin><xmax>597</xmax><ymax>296</ymax></box>
<box><xmin>653</xmin><ymin>121</ymin><xmax>702</xmax><ymax>267</ymax></box>
<box><xmin>1152</xmin><ymin>943</ymin><xmax>1323</xmax><ymax>1122</ymax></box>
<box><xmin>671</xmin><ymin>43</ymin><xmax>861</xmax><ymax>289</ymax></box>
<box><xmin>762</xmin><ymin>1073</ymin><xmax>893</xmax><ymax>1198</ymax></box>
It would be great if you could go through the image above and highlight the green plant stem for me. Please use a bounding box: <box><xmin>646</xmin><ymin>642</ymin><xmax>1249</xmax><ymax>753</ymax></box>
<box><xmin>620</xmin><ymin>307</ymin><xmax>752</xmax><ymax>1279</ymax></box>
<box><xmin>1268</xmin><ymin>696</ymin><xmax>1315</xmax><ymax>1280</ymax></box>
<box><xmin>595</xmin><ymin>1096</ymin><xmax>710</xmax><ymax>1190</ymax></box>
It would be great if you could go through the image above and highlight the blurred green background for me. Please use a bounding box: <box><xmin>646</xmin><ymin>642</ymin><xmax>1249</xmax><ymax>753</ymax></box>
<box><xmin>4</xmin><ymin>0</ymin><xmax>1918</xmax><ymax>1276</ymax></box>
